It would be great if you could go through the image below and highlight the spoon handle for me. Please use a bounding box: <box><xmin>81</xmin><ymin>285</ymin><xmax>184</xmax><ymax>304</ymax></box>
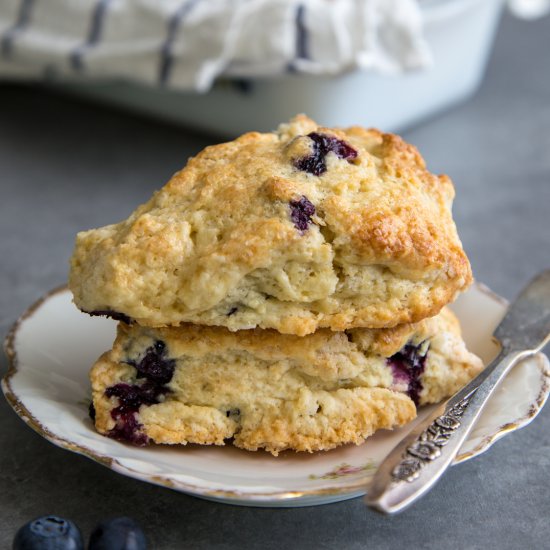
<box><xmin>365</xmin><ymin>349</ymin><xmax>530</xmax><ymax>514</ymax></box>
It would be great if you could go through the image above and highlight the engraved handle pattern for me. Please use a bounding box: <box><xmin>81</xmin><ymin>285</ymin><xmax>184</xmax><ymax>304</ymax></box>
<box><xmin>392</xmin><ymin>394</ymin><xmax>473</xmax><ymax>483</ymax></box>
<box><xmin>366</xmin><ymin>351</ymin><xmax>533</xmax><ymax>514</ymax></box>
<box><xmin>367</xmin><ymin>270</ymin><xmax>550</xmax><ymax>513</ymax></box>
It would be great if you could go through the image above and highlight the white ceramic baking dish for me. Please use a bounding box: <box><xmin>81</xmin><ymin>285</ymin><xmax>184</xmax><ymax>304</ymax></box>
<box><xmin>56</xmin><ymin>0</ymin><xmax>504</xmax><ymax>136</ymax></box>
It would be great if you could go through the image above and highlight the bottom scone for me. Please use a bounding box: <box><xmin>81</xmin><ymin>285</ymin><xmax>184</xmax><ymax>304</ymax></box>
<box><xmin>90</xmin><ymin>308</ymin><xmax>483</xmax><ymax>455</ymax></box>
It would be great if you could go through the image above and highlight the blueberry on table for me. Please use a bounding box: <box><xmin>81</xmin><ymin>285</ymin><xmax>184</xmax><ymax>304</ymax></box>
<box><xmin>13</xmin><ymin>515</ymin><xmax>83</xmax><ymax>549</ymax></box>
<box><xmin>88</xmin><ymin>517</ymin><xmax>146</xmax><ymax>550</ymax></box>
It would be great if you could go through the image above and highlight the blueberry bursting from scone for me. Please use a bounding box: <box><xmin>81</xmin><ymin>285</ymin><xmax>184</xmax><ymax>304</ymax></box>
<box><xmin>90</xmin><ymin>308</ymin><xmax>482</xmax><ymax>454</ymax></box>
<box><xmin>293</xmin><ymin>131</ymin><xmax>358</xmax><ymax>176</ymax></box>
<box><xmin>98</xmin><ymin>341</ymin><xmax>175</xmax><ymax>445</ymax></box>
<box><xmin>70</xmin><ymin>115</ymin><xmax>472</xmax><ymax>337</ymax></box>
<box><xmin>387</xmin><ymin>343</ymin><xmax>428</xmax><ymax>406</ymax></box>
<box><xmin>289</xmin><ymin>195</ymin><xmax>316</xmax><ymax>231</ymax></box>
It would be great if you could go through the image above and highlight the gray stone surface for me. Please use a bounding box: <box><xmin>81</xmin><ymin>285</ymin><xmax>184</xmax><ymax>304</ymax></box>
<box><xmin>1</xmin><ymin>11</ymin><xmax>549</xmax><ymax>550</ymax></box>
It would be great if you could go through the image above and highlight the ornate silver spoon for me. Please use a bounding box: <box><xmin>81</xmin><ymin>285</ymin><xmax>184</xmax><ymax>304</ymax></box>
<box><xmin>365</xmin><ymin>269</ymin><xmax>550</xmax><ymax>514</ymax></box>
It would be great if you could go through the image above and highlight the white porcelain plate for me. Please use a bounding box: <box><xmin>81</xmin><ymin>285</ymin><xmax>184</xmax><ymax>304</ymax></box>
<box><xmin>3</xmin><ymin>285</ymin><xmax>549</xmax><ymax>507</ymax></box>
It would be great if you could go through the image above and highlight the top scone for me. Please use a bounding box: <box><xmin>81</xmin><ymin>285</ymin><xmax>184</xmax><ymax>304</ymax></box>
<box><xmin>70</xmin><ymin>115</ymin><xmax>472</xmax><ymax>336</ymax></box>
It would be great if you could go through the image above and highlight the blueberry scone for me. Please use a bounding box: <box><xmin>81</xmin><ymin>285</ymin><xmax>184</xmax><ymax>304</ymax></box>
<box><xmin>90</xmin><ymin>307</ymin><xmax>482</xmax><ymax>455</ymax></box>
<box><xmin>71</xmin><ymin>115</ymin><xmax>471</xmax><ymax>336</ymax></box>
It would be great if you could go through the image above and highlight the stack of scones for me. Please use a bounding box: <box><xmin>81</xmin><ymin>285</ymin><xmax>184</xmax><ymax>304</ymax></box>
<box><xmin>69</xmin><ymin>116</ymin><xmax>483</xmax><ymax>455</ymax></box>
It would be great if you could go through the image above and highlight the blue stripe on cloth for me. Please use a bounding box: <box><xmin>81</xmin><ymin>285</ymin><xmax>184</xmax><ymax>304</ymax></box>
<box><xmin>70</xmin><ymin>0</ymin><xmax>112</xmax><ymax>72</ymax></box>
<box><xmin>295</xmin><ymin>3</ymin><xmax>309</xmax><ymax>61</ymax></box>
<box><xmin>158</xmin><ymin>0</ymin><xmax>201</xmax><ymax>86</ymax></box>
<box><xmin>287</xmin><ymin>3</ymin><xmax>309</xmax><ymax>74</ymax></box>
<box><xmin>1</xmin><ymin>0</ymin><xmax>35</xmax><ymax>58</ymax></box>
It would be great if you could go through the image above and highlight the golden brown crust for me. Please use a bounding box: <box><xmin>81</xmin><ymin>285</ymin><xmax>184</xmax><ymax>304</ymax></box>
<box><xmin>70</xmin><ymin>115</ymin><xmax>471</xmax><ymax>335</ymax></box>
<box><xmin>110</xmin><ymin>304</ymin><xmax>464</xmax><ymax>370</ymax></box>
<box><xmin>232</xmin><ymin>388</ymin><xmax>416</xmax><ymax>454</ymax></box>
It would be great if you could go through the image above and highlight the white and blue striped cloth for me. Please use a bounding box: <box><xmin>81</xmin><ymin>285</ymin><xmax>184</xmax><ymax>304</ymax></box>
<box><xmin>0</xmin><ymin>0</ymin><xmax>546</xmax><ymax>92</ymax></box>
<box><xmin>0</xmin><ymin>0</ymin><xmax>433</xmax><ymax>91</ymax></box>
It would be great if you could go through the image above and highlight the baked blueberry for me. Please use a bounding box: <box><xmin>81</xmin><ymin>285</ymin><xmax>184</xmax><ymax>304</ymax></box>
<box><xmin>105</xmin><ymin>382</ymin><xmax>167</xmax><ymax>412</ymax></box>
<box><xmin>294</xmin><ymin>132</ymin><xmax>357</xmax><ymax>176</ymax></box>
<box><xmin>105</xmin><ymin>382</ymin><xmax>170</xmax><ymax>445</ymax></box>
<box><xmin>88</xmin><ymin>517</ymin><xmax>146</xmax><ymax>550</ymax></box>
<box><xmin>107</xmin><ymin>409</ymin><xmax>149</xmax><ymax>446</ymax></box>
<box><xmin>387</xmin><ymin>342</ymin><xmax>429</xmax><ymax>405</ymax></box>
<box><xmin>105</xmin><ymin>342</ymin><xmax>175</xmax><ymax>446</ymax></box>
<box><xmin>13</xmin><ymin>515</ymin><xmax>83</xmax><ymax>550</ymax></box>
<box><xmin>126</xmin><ymin>341</ymin><xmax>175</xmax><ymax>385</ymax></box>
<box><xmin>289</xmin><ymin>196</ymin><xmax>315</xmax><ymax>231</ymax></box>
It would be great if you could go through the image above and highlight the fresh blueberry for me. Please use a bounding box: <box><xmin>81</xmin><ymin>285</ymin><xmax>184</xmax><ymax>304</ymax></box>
<box><xmin>88</xmin><ymin>517</ymin><xmax>146</xmax><ymax>550</ymax></box>
<box><xmin>387</xmin><ymin>342</ymin><xmax>429</xmax><ymax>406</ymax></box>
<box><xmin>294</xmin><ymin>132</ymin><xmax>358</xmax><ymax>176</ymax></box>
<box><xmin>13</xmin><ymin>515</ymin><xmax>83</xmax><ymax>550</ymax></box>
<box><xmin>289</xmin><ymin>196</ymin><xmax>316</xmax><ymax>231</ymax></box>
<box><xmin>86</xmin><ymin>310</ymin><xmax>133</xmax><ymax>324</ymax></box>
